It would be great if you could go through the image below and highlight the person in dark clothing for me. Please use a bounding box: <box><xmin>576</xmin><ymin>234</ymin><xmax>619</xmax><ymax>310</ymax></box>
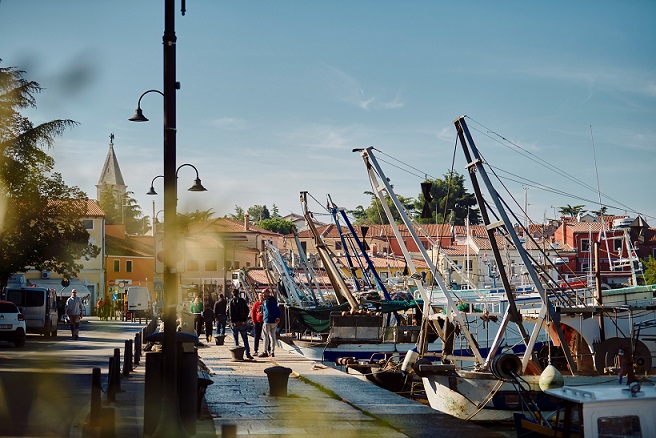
<box><xmin>202</xmin><ymin>303</ymin><xmax>214</xmax><ymax>342</ymax></box>
<box><xmin>226</xmin><ymin>289</ymin><xmax>253</xmax><ymax>359</ymax></box>
<box><xmin>213</xmin><ymin>293</ymin><xmax>227</xmax><ymax>336</ymax></box>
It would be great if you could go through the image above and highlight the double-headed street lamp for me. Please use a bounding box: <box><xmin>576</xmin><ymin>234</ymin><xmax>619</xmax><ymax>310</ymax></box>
<box><xmin>128</xmin><ymin>1</ymin><xmax>185</xmax><ymax>434</ymax></box>
<box><xmin>147</xmin><ymin>163</ymin><xmax>207</xmax><ymax>196</ymax></box>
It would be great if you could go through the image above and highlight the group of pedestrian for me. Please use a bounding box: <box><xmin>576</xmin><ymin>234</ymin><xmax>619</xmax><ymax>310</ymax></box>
<box><xmin>187</xmin><ymin>288</ymin><xmax>279</xmax><ymax>361</ymax></box>
<box><xmin>230</xmin><ymin>288</ymin><xmax>281</xmax><ymax>359</ymax></box>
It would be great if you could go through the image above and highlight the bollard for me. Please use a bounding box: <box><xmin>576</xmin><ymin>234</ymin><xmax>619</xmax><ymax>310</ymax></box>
<box><xmin>99</xmin><ymin>407</ymin><xmax>115</xmax><ymax>438</ymax></box>
<box><xmin>107</xmin><ymin>357</ymin><xmax>116</xmax><ymax>402</ymax></box>
<box><xmin>215</xmin><ymin>334</ymin><xmax>226</xmax><ymax>346</ymax></box>
<box><xmin>134</xmin><ymin>332</ymin><xmax>141</xmax><ymax>366</ymax></box>
<box><xmin>229</xmin><ymin>346</ymin><xmax>245</xmax><ymax>361</ymax></box>
<box><xmin>264</xmin><ymin>366</ymin><xmax>292</xmax><ymax>397</ymax></box>
<box><xmin>90</xmin><ymin>367</ymin><xmax>101</xmax><ymax>426</ymax></box>
<box><xmin>123</xmin><ymin>340</ymin><xmax>133</xmax><ymax>376</ymax></box>
<box><xmin>222</xmin><ymin>424</ymin><xmax>237</xmax><ymax>438</ymax></box>
<box><xmin>113</xmin><ymin>348</ymin><xmax>122</xmax><ymax>391</ymax></box>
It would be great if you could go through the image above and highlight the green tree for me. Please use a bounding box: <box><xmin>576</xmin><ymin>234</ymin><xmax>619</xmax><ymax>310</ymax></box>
<box><xmin>97</xmin><ymin>188</ymin><xmax>146</xmax><ymax>235</ymax></box>
<box><xmin>415</xmin><ymin>172</ymin><xmax>481</xmax><ymax>225</ymax></box>
<box><xmin>591</xmin><ymin>206</ymin><xmax>609</xmax><ymax>217</ymax></box>
<box><xmin>0</xmin><ymin>63</ymin><xmax>99</xmax><ymax>289</ymax></box>
<box><xmin>229</xmin><ymin>205</ymin><xmax>244</xmax><ymax>222</ymax></box>
<box><xmin>558</xmin><ymin>204</ymin><xmax>586</xmax><ymax>217</ymax></box>
<box><xmin>247</xmin><ymin>205</ymin><xmax>270</xmax><ymax>222</ymax></box>
<box><xmin>177</xmin><ymin>209</ymin><xmax>215</xmax><ymax>231</ymax></box>
<box><xmin>350</xmin><ymin>190</ymin><xmax>414</xmax><ymax>225</ymax></box>
<box><xmin>271</xmin><ymin>204</ymin><xmax>280</xmax><ymax>218</ymax></box>
<box><xmin>643</xmin><ymin>256</ymin><xmax>656</xmax><ymax>285</ymax></box>
<box><xmin>259</xmin><ymin>217</ymin><xmax>294</xmax><ymax>235</ymax></box>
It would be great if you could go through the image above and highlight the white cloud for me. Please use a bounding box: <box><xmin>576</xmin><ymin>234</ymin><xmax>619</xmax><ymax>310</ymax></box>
<box><xmin>322</xmin><ymin>63</ymin><xmax>404</xmax><ymax>111</ymax></box>
<box><xmin>209</xmin><ymin>117</ymin><xmax>247</xmax><ymax>130</ymax></box>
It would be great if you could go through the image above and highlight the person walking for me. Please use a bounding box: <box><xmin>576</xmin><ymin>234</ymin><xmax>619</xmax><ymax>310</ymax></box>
<box><xmin>261</xmin><ymin>289</ymin><xmax>281</xmax><ymax>358</ymax></box>
<box><xmin>190</xmin><ymin>296</ymin><xmax>203</xmax><ymax>337</ymax></box>
<box><xmin>250</xmin><ymin>292</ymin><xmax>265</xmax><ymax>356</ymax></box>
<box><xmin>65</xmin><ymin>289</ymin><xmax>84</xmax><ymax>340</ymax></box>
<box><xmin>227</xmin><ymin>289</ymin><xmax>253</xmax><ymax>359</ymax></box>
<box><xmin>213</xmin><ymin>293</ymin><xmax>227</xmax><ymax>336</ymax></box>
<box><xmin>202</xmin><ymin>302</ymin><xmax>214</xmax><ymax>343</ymax></box>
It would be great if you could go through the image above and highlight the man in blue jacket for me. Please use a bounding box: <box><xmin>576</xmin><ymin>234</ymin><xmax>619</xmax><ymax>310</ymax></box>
<box><xmin>260</xmin><ymin>289</ymin><xmax>280</xmax><ymax>357</ymax></box>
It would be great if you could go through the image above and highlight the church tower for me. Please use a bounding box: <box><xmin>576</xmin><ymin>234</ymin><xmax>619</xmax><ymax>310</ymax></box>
<box><xmin>96</xmin><ymin>133</ymin><xmax>127</xmax><ymax>200</ymax></box>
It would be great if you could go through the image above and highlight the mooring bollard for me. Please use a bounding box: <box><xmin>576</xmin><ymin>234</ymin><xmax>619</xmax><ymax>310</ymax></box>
<box><xmin>123</xmin><ymin>340</ymin><xmax>133</xmax><ymax>376</ymax></box>
<box><xmin>134</xmin><ymin>332</ymin><xmax>141</xmax><ymax>365</ymax></box>
<box><xmin>107</xmin><ymin>357</ymin><xmax>116</xmax><ymax>402</ymax></box>
<box><xmin>113</xmin><ymin>348</ymin><xmax>121</xmax><ymax>391</ymax></box>
<box><xmin>90</xmin><ymin>367</ymin><xmax>101</xmax><ymax>426</ymax></box>
<box><xmin>264</xmin><ymin>366</ymin><xmax>293</xmax><ymax>397</ymax></box>
<box><xmin>215</xmin><ymin>334</ymin><xmax>226</xmax><ymax>346</ymax></box>
<box><xmin>222</xmin><ymin>424</ymin><xmax>237</xmax><ymax>438</ymax></box>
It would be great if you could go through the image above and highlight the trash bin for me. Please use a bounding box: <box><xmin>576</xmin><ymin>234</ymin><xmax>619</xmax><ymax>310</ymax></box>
<box><xmin>144</xmin><ymin>331</ymin><xmax>199</xmax><ymax>436</ymax></box>
<box><xmin>264</xmin><ymin>366</ymin><xmax>292</xmax><ymax>397</ymax></box>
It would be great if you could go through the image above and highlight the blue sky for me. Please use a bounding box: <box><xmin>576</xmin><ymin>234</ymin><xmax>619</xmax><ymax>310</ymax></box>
<box><xmin>1</xmin><ymin>1</ymin><xmax>655</xmax><ymax>225</ymax></box>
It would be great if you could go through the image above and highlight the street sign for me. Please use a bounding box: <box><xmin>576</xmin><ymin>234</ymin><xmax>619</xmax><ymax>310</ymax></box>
<box><xmin>108</xmin><ymin>280</ymin><xmax>115</xmax><ymax>286</ymax></box>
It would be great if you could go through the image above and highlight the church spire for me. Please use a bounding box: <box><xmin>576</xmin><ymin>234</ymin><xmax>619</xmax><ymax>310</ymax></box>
<box><xmin>96</xmin><ymin>133</ymin><xmax>127</xmax><ymax>200</ymax></box>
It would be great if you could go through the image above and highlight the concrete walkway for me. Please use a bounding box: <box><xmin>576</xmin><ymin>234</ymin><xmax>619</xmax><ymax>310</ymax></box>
<box><xmin>200</xmin><ymin>335</ymin><xmax>503</xmax><ymax>438</ymax></box>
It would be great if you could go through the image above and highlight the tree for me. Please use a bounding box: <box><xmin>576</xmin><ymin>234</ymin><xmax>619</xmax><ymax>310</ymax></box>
<box><xmin>415</xmin><ymin>172</ymin><xmax>481</xmax><ymax>225</ymax></box>
<box><xmin>350</xmin><ymin>190</ymin><xmax>414</xmax><ymax>225</ymax></box>
<box><xmin>177</xmin><ymin>209</ymin><xmax>215</xmax><ymax>231</ymax></box>
<box><xmin>643</xmin><ymin>256</ymin><xmax>656</xmax><ymax>285</ymax></box>
<box><xmin>247</xmin><ymin>205</ymin><xmax>270</xmax><ymax>222</ymax></box>
<box><xmin>558</xmin><ymin>204</ymin><xmax>586</xmax><ymax>218</ymax></box>
<box><xmin>271</xmin><ymin>204</ymin><xmax>280</xmax><ymax>218</ymax></box>
<box><xmin>591</xmin><ymin>206</ymin><xmax>609</xmax><ymax>217</ymax></box>
<box><xmin>229</xmin><ymin>205</ymin><xmax>244</xmax><ymax>222</ymax></box>
<box><xmin>98</xmin><ymin>188</ymin><xmax>147</xmax><ymax>235</ymax></box>
<box><xmin>0</xmin><ymin>63</ymin><xmax>99</xmax><ymax>290</ymax></box>
<box><xmin>259</xmin><ymin>217</ymin><xmax>294</xmax><ymax>235</ymax></box>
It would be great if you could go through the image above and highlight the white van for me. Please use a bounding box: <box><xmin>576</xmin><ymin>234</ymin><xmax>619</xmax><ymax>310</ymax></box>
<box><xmin>6</xmin><ymin>286</ymin><xmax>59</xmax><ymax>337</ymax></box>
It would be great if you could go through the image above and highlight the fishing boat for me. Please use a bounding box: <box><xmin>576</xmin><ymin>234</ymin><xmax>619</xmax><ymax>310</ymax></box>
<box><xmin>406</xmin><ymin>116</ymin><xmax>656</xmax><ymax>421</ymax></box>
<box><xmin>513</xmin><ymin>383</ymin><xmax>656</xmax><ymax>437</ymax></box>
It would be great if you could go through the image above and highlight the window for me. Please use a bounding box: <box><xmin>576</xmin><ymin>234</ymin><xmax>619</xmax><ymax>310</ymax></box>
<box><xmin>126</xmin><ymin>260</ymin><xmax>133</xmax><ymax>273</ymax></box>
<box><xmin>466</xmin><ymin>260</ymin><xmax>473</xmax><ymax>271</ymax></box>
<box><xmin>581</xmin><ymin>238</ymin><xmax>590</xmax><ymax>253</ymax></box>
<box><xmin>233</xmin><ymin>261</ymin><xmax>240</xmax><ymax>269</ymax></box>
<box><xmin>204</xmin><ymin>260</ymin><xmax>217</xmax><ymax>272</ymax></box>
<box><xmin>613</xmin><ymin>239</ymin><xmax>623</xmax><ymax>252</ymax></box>
<box><xmin>597</xmin><ymin>415</ymin><xmax>642</xmax><ymax>437</ymax></box>
<box><xmin>335</xmin><ymin>241</ymin><xmax>342</xmax><ymax>251</ymax></box>
<box><xmin>246</xmin><ymin>262</ymin><xmax>251</xmax><ymax>267</ymax></box>
<box><xmin>301</xmin><ymin>241</ymin><xmax>307</xmax><ymax>253</ymax></box>
<box><xmin>187</xmin><ymin>260</ymin><xmax>199</xmax><ymax>271</ymax></box>
<box><xmin>83</xmin><ymin>220</ymin><xmax>94</xmax><ymax>230</ymax></box>
<box><xmin>113</xmin><ymin>260</ymin><xmax>120</xmax><ymax>272</ymax></box>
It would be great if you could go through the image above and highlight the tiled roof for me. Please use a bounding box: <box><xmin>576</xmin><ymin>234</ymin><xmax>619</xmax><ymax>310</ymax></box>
<box><xmin>188</xmin><ymin>217</ymin><xmax>282</xmax><ymax>236</ymax></box>
<box><xmin>47</xmin><ymin>199</ymin><xmax>105</xmax><ymax>217</ymax></box>
<box><xmin>295</xmin><ymin>223</ymin><xmax>451</xmax><ymax>239</ymax></box>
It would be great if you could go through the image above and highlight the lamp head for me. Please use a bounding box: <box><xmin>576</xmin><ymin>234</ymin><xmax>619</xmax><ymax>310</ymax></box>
<box><xmin>188</xmin><ymin>178</ymin><xmax>207</xmax><ymax>192</ymax></box>
<box><xmin>147</xmin><ymin>186</ymin><xmax>158</xmax><ymax>196</ymax></box>
<box><xmin>129</xmin><ymin>107</ymin><xmax>149</xmax><ymax>122</ymax></box>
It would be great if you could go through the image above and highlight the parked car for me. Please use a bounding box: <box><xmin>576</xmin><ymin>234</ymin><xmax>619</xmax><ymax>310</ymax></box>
<box><xmin>5</xmin><ymin>286</ymin><xmax>58</xmax><ymax>337</ymax></box>
<box><xmin>0</xmin><ymin>300</ymin><xmax>27</xmax><ymax>347</ymax></box>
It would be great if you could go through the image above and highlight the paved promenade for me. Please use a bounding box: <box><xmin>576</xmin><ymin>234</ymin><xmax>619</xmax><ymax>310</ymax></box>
<box><xmin>201</xmin><ymin>334</ymin><xmax>503</xmax><ymax>438</ymax></box>
<box><xmin>72</xmin><ymin>323</ymin><xmax>504</xmax><ymax>437</ymax></box>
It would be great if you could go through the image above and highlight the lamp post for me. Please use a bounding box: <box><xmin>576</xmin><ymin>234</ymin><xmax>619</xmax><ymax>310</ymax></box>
<box><xmin>128</xmin><ymin>0</ymin><xmax>185</xmax><ymax>434</ymax></box>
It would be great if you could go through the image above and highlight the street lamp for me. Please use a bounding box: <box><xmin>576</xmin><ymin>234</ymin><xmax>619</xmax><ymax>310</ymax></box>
<box><xmin>128</xmin><ymin>0</ymin><xmax>185</xmax><ymax>434</ymax></box>
<box><xmin>147</xmin><ymin>164</ymin><xmax>207</xmax><ymax>196</ymax></box>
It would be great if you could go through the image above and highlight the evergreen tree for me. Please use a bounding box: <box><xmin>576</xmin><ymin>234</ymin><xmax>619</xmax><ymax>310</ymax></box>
<box><xmin>0</xmin><ymin>63</ymin><xmax>99</xmax><ymax>289</ymax></box>
<box><xmin>415</xmin><ymin>172</ymin><xmax>481</xmax><ymax>225</ymax></box>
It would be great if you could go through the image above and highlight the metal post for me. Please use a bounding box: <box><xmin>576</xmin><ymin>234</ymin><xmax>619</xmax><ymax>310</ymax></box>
<box><xmin>113</xmin><ymin>348</ymin><xmax>122</xmax><ymax>391</ymax></box>
<box><xmin>123</xmin><ymin>340</ymin><xmax>133</xmax><ymax>376</ymax></box>
<box><xmin>107</xmin><ymin>357</ymin><xmax>116</xmax><ymax>402</ymax></box>
<box><xmin>153</xmin><ymin>0</ymin><xmax>186</xmax><ymax>435</ymax></box>
<box><xmin>91</xmin><ymin>367</ymin><xmax>101</xmax><ymax>426</ymax></box>
<box><xmin>135</xmin><ymin>332</ymin><xmax>141</xmax><ymax>366</ymax></box>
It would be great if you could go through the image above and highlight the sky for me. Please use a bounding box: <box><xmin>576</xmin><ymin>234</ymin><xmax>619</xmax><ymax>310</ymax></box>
<box><xmin>1</xmin><ymin>1</ymin><xmax>655</xmax><ymax>226</ymax></box>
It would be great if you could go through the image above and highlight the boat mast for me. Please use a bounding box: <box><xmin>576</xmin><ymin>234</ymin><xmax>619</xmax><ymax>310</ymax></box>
<box><xmin>455</xmin><ymin>116</ymin><xmax>577</xmax><ymax>373</ymax></box>
<box><xmin>300</xmin><ymin>191</ymin><xmax>360</xmax><ymax>312</ymax></box>
<box><xmin>357</xmin><ymin>147</ymin><xmax>483</xmax><ymax>364</ymax></box>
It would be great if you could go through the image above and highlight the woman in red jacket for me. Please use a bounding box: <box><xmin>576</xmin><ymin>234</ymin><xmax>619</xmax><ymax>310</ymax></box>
<box><xmin>250</xmin><ymin>292</ymin><xmax>264</xmax><ymax>356</ymax></box>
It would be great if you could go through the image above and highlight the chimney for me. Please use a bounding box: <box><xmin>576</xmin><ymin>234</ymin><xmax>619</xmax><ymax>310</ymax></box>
<box><xmin>244</xmin><ymin>213</ymin><xmax>250</xmax><ymax>231</ymax></box>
